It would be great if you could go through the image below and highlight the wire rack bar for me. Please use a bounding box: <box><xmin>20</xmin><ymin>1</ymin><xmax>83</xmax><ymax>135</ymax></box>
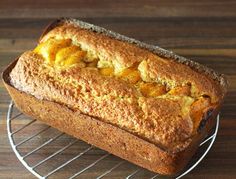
<box><xmin>7</xmin><ymin>102</ymin><xmax>43</xmax><ymax>179</ymax></box>
<box><xmin>7</xmin><ymin>101</ymin><xmax>14</xmax><ymax>124</ymax></box>
<box><xmin>32</xmin><ymin>139</ymin><xmax>78</xmax><ymax>169</ymax></box>
<box><xmin>44</xmin><ymin>146</ymin><xmax>94</xmax><ymax>178</ymax></box>
<box><xmin>69</xmin><ymin>153</ymin><xmax>110</xmax><ymax>179</ymax></box>
<box><xmin>22</xmin><ymin>132</ymin><xmax>64</xmax><ymax>159</ymax></box>
<box><xmin>200</xmin><ymin>133</ymin><xmax>215</xmax><ymax>146</ymax></box>
<box><xmin>126</xmin><ymin>169</ymin><xmax>141</xmax><ymax>179</ymax></box>
<box><xmin>7</xmin><ymin>100</ymin><xmax>219</xmax><ymax>179</ymax></box>
<box><xmin>150</xmin><ymin>174</ymin><xmax>161</xmax><ymax>179</ymax></box>
<box><xmin>10</xmin><ymin>112</ymin><xmax>23</xmax><ymax>121</ymax></box>
<box><xmin>96</xmin><ymin>161</ymin><xmax>125</xmax><ymax>179</ymax></box>
<box><xmin>12</xmin><ymin>119</ymin><xmax>37</xmax><ymax>135</ymax></box>
<box><xmin>15</xmin><ymin>126</ymin><xmax>51</xmax><ymax>147</ymax></box>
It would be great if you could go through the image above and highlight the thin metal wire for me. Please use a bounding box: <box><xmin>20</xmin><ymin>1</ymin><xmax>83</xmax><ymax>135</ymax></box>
<box><xmin>31</xmin><ymin>139</ymin><xmax>78</xmax><ymax>169</ymax></box>
<box><xmin>7</xmin><ymin>101</ymin><xmax>43</xmax><ymax>179</ymax></box>
<box><xmin>150</xmin><ymin>173</ymin><xmax>161</xmax><ymax>179</ymax></box>
<box><xmin>200</xmin><ymin>133</ymin><xmax>215</xmax><ymax>146</ymax></box>
<box><xmin>12</xmin><ymin>119</ymin><xmax>37</xmax><ymax>135</ymax></box>
<box><xmin>15</xmin><ymin>126</ymin><xmax>51</xmax><ymax>147</ymax></box>
<box><xmin>126</xmin><ymin>169</ymin><xmax>141</xmax><ymax>179</ymax></box>
<box><xmin>7</xmin><ymin>100</ymin><xmax>220</xmax><ymax>179</ymax></box>
<box><xmin>96</xmin><ymin>161</ymin><xmax>125</xmax><ymax>179</ymax></box>
<box><xmin>22</xmin><ymin>132</ymin><xmax>64</xmax><ymax>159</ymax></box>
<box><xmin>69</xmin><ymin>153</ymin><xmax>110</xmax><ymax>179</ymax></box>
<box><xmin>10</xmin><ymin>112</ymin><xmax>23</xmax><ymax>121</ymax></box>
<box><xmin>44</xmin><ymin>146</ymin><xmax>93</xmax><ymax>178</ymax></box>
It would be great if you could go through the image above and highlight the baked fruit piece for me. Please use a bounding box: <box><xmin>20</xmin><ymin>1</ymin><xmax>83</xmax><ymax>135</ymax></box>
<box><xmin>4</xmin><ymin>19</ymin><xmax>227</xmax><ymax>175</ymax></box>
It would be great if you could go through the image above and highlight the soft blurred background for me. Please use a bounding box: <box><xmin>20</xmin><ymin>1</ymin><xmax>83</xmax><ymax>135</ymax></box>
<box><xmin>0</xmin><ymin>0</ymin><xmax>235</xmax><ymax>178</ymax></box>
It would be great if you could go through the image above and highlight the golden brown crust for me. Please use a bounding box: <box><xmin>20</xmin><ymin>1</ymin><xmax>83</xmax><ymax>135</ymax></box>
<box><xmin>2</xmin><ymin>66</ymin><xmax>218</xmax><ymax>174</ymax></box>
<box><xmin>2</xmin><ymin>18</ymin><xmax>227</xmax><ymax>175</ymax></box>
<box><xmin>41</xmin><ymin>23</ymin><xmax>223</xmax><ymax>102</ymax></box>
<box><xmin>8</xmin><ymin>21</ymin><xmax>225</xmax><ymax>152</ymax></box>
<box><xmin>10</xmin><ymin>51</ymin><xmax>194</xmax><ymax>151</ymax></box>
<box><xmin>138</xmin><ymin>56</ymin><xmax>222</xmax><ymax>103</ymax></box>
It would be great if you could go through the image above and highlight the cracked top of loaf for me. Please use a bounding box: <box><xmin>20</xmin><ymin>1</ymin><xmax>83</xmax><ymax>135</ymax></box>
<box><xmin>9</xmin><ymin>20</ymin><xmax>226</xmax><ymax>152</ymax></box>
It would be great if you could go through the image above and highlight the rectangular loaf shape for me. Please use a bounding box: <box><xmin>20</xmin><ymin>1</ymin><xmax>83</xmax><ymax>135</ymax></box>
<box><xmin>2</xmin><ymin>18</ymin><xmax>227</xmax><ymax>175</ymax></box>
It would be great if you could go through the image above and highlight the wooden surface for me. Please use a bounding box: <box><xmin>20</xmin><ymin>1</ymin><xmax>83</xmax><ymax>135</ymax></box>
<box><xmin>0</xmin><ymin>0</ymin><xmax>236</xmax><ymax>178</ymax></box>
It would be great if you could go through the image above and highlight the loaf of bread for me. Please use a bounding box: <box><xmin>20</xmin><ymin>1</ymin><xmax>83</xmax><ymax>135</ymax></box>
<box><xmin>3</xmin><ymin>18</ymin><xmax>227</xmax><ymax>175</ymax></box>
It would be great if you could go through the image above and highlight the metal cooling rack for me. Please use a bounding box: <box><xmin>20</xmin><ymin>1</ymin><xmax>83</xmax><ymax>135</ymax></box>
<box><xmin>7</xmin><ymin>101</ymin><xmax>219</xmax><ymax>179</ymax></box>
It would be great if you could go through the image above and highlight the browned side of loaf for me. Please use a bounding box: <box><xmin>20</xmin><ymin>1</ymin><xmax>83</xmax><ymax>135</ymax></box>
<box><xmin>2</xmin><ymin>60</ymin><xmax>219</xmax><ymax>175</ymax></box>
